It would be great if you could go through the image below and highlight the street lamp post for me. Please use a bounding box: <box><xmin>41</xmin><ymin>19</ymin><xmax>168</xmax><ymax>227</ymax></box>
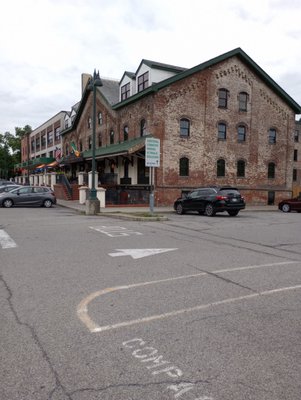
<box><xmin>86</xmin><ymin>70</ymin><xmax>103</xmax><ymax>215</ymax></box>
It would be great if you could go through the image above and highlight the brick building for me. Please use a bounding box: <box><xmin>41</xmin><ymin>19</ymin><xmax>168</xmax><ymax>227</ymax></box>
<box><xmin>58</xmin><ymin>48</ymin><xmax>301</xmax><ymax>205</ymax></box>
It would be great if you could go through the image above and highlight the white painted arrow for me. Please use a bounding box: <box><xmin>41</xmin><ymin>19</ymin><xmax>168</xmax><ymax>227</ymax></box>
<box><xmin>0</xmin><ymin>229</ymin><xmax>17</xmax><ymax>249</ymax></box>
<box><xmin>109</xmin><ymin>248</ymin><xmax>177</xmax><ymax>259</ymax></box>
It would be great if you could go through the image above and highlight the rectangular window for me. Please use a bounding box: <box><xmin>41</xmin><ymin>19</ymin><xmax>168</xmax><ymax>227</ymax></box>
<box><xmin>294</xmin><ymin>130</ymin><xmax>299</xmax><ymax>142</ymax></box>
<box><xmin>239</xmin><ymin>92</ymin><xmax>248</xmax><ymax>111</ymax></box>
<box><xmin>218</xmin><ymin>123</ymin><xmax>227</xmax><ymax>140</ymax></box>
<box><xmin>218</xmin><ymin>89</ymin><xmax>228</xmax><ymax>108</ymax></box>
<box><xmin>41</xmin><ymin>134</ymin><xmax>46</xmax><ymax>148</ymax></box>
<box><xmin>138</xmin><ymin>72</ymin><xmax>149</xmax><ymax>92</ymax></box>
<box><xmin>47</xmin><ymin>131</ymin><xmax>53</xmax><ymax>145</ymax></box>
<box><xmin>55</xmin><ymin>128</ymin><xmax>60</xmax><ymax>141</ymax></box>
<box><xmin>269</xmin><ymin>129</ymin><xmax>276</xmax><ymax>144</ymax></box>
<box><xmin>293</xmin><ymin>168</ymin><xmax>297</xmax><ymax>181</ymax></box>
<box><xmin>121</xmin><ymin>83</ymin><xmax>130</xmax><ymax>100</ymax></box>
<box><xmin>294</xmin><ymin>149</ymin><xmax>298</xmax><ymax>161</ymax></box>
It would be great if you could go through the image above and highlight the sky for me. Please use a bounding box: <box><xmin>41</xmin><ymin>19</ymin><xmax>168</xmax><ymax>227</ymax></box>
<box><xmin>1</xmin><ymin>0</ymin><xmax>301</xmax><ymax>135</ymax></box>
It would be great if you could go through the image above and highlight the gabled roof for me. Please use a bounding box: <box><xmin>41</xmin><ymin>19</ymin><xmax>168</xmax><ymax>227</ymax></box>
<box><xmin>114</xmin><ymin>48</ymin><xmax>301</xmax><ymax>113</ymax></box>
<box><xmin>61</xmin><ymin>78</ymin><xmax>119</xmax><ymax>136</ymax></box>
<box><xmin>135</xmin><ymin>59</ymin><xmax>187</xmax><ymax>75</ymax></box>
<box><xmin>119</xmin><ymin>71</ymin><xmax>136</xmax><ymax>84</ymax></box>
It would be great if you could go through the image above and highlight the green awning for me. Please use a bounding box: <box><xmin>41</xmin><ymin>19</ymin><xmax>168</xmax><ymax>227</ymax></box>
<box><xmin>83</xmin><ymin>135</ymin><xmax>151</xmax><ymax>160</ymax></box>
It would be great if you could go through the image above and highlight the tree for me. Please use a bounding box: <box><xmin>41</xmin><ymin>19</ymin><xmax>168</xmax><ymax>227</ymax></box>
<box><xmin>0</xmin><ymin>125</ymin><xmax>32</xmax><ymax>179</ymax></box>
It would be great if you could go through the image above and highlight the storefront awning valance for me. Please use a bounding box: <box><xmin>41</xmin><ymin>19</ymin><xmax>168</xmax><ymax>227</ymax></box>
<box><xmin>83</xmin><ymin>135</ymin><xmax>151</xmax><ymax>161</ymax></box>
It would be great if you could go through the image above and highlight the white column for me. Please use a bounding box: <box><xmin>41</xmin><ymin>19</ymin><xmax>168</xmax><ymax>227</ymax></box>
<box><xmin>88</xmin><ymin>171</ymin><xmax>99</xmax><ymax>189</ymax></box>
<box><xmin>50</xmin><ymin>173</ymin><xmax>56</xmax><ymax>190</ymax></box>
<box><xmin>96</xmin><ymin>187</ymin><xmax>106</xmax><ymax>208</ymax></box>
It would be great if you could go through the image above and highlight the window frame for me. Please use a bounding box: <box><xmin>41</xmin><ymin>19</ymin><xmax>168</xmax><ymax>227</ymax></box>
<box><xmin>140</xmin><ymin>119</ymin><xmax>146</xmax><ymax>137</ymax></box>
<box><xmin>238</xmin><ymin>92</ymin><xmax>248</xmax><ymax>111</ymax></box>
<box><xmin>180</xmin><ymin>118</ymin><xmax>190</xmax><ymax>137</ymax></box>
<box><xmin>110</xmin><ymin>130</ymin><xmax>114</xmax><ymax>145</ymax></box>
<box><xmin>237</xmin><ymin>159</ymin><xmax>246</xmax><ymax>177</ymax></box>
<box><xmin>218</xmin><ymin>122</ymin><xmax>227</xmax><ymax>141</ymax></box>
<box><xmin>137</xmin><ymin>72</ymin><xmax>149</xmax><ymax>93</ymax></box>
<box><xmin>268</xmin><ymin>162</ymin><xmax>275</xmax><ymax>179</ymax></box>
<box><xmin>121</xmin><ymin>83</ymin><xmax>131</xmax><ymax>100</ymax></box>
<box><xmin>218</xmin><ymin>88</ymin><xmax>229</xmax><ymax>108</ymax></box>
<box><xmin>217</xmin><ymin>158</ymin><xmax>226</xmax><ymax>177</ymax></box>
<box><xmin>268</xmin><ymin>128</ymin><xmax>277</xmax><ymax>144</ymax></box>
<box><xmin>123</xmin><ymin>125</ymin><xmax>129</xmax><ymax>141</ymax></box>
<box><xmin>179</xmin><ymin>157</ymin><xmax>189</xmax><ymax>177</ymax></box>
<box><xmin>237</xmin><ymin>125</ymin><xmax>246</xmax><ymax>142</ymax></box>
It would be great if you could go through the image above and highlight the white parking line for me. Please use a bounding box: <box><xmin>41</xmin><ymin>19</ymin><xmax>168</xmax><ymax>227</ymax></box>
<box><xmin>77</xmin><ymin>261</ymin><xmax>299</xmax><ymax>333</ymax></box>
<box><xmin>0</xmin><ymin>229</ymin><xmax>17</xmax><ymax>249</ymax></box>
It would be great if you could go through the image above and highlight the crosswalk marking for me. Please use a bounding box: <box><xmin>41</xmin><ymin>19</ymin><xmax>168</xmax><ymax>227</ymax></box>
<box><xmin>0</xmin><ymin>229</ymin><xmax>17</xmax><ymax>249</ymax></box>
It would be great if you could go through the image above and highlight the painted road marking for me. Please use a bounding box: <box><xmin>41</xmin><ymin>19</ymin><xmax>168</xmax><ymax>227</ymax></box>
<box><xmin>0</xmin><ymin>229</ymin><xmax>17</xmax><ymax>249</ymax></box>
<box><xmin>109</xmin><ymin>248</ymin><xmax>178</xmax><ymax>259</ymax></box>
<box><xmin>122</xmin><ymin>337</ymin><xmax>214</xmax><ymax>400</ymax></box>
<box><xmin>77</xmin><ymin>261</ymin><xmax>299</xmax><ymax>333</ymax></box>
<box><xmin>90</xmin><ymin>225</ymin><xmax>142</xmax><ymax>237</ymax></box>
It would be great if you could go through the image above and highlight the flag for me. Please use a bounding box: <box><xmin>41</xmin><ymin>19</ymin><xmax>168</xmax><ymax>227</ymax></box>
<box><xmin>55</xmin><ymin>147</ymin><xmax>62</xmax><ymax>161</ymax></box>
<box><xmin>71</xmin><ymin>142</ymin><xmax>80</xmax><ymax>157</ymax></box>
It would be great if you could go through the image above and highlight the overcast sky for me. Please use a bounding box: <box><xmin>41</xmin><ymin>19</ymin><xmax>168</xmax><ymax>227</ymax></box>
<box><xmin>1</xmin><ymin>0</ymin><xmax>301</xmax><ymax>134</ymax></box>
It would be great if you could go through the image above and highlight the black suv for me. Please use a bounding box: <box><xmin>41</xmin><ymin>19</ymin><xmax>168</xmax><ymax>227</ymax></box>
<box><xmin>173</xmin><ymin>186</ymin><xmax>245</xmax><ymax>216</ymax></box>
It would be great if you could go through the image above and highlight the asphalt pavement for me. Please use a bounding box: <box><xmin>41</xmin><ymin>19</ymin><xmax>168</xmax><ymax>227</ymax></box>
<box><xmin>56</xmin><ymin>199</ymin><xmax>278</xmax><ymax>215</ymax></box>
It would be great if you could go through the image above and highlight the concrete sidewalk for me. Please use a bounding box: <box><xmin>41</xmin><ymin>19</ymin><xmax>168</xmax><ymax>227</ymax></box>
<box><xmin>56</xmin><ymin>199</ymin><xmax>278</xmax><ymax>215</ymax></box>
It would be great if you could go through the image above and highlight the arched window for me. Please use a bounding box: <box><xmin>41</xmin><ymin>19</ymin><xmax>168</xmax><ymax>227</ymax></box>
<box><xmin>217</xmin><ymin>159</ymin><xmax>225</xmax><ymax>177</ymax></box>
<box><xmin>218</xmin><ymin>88</ymin><xmax>229</xmax><ymax>108</ymax></box>
<box><xmin>98</xmin><ymin>112</ymin><xmax>103</xmax><ymax>125</ymax></box>
<box><xmin>179</xmin><ymin>157</ymin><xmax>189</xmax><ymax>176</ymax></box>
<box><xmin>269</xmin><ymin>128</ymin><xmax>276</xmax><ymax>144</ymax></box>
<box><xmin>123</xmin><ymin>125</ymin><xmax>129</xmax><ymax>141</ymax></box>
<box><xmin>237</xmin><ymin>159</ymin><xmax>245</xmax><ymax>177</ymax></box>
<box><xmin>180</xmin><ymin>118</ymin><xmax>190</xmax><ymax>137</ymax></box>
<box><xmin>110</xmin><ymin>130</ymin><xmax>114</xmax><ymax>145</ymax></box>
<box><xmin>238</xmin><ymin>125</ymin><xmax>246</xmax><ymax>142</ymax></box>
<box><xmin>88</xmin><ymin>117</ymin><xmax>92</xmax><ymax>129</ymax></box>
<box><xmin>140</xmin><ymin>119</ymin><xmax>146</xmax><ymax>136</ymax></box>
<box><xmin>268</xmin><ymin>162</ymin><xmax>275</xmax><ymax>179</ymax></box>
<box><xmin>88</xmin><ymin>136</ymin><xmax>92</xmax><ymax>149</ymax></box>
<box><xmin>239</xmin><ymin>92</ymin><xmax>248</xmax><ymax>111</ymax></box>
<box><xmin>218</xmin><ymin>123</ymin><xmax>227</xmax><ymax>140</ymax></box>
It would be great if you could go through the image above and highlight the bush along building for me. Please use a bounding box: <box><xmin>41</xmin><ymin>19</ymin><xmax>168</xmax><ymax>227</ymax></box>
<box><xmin>29</xmin><ymin>48</ymin><xmax>301</xmax><ymax>206</ymax></box>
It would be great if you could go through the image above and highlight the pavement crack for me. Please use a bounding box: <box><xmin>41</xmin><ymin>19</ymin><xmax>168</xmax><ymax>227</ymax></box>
<box><xmin>0</xmin><ymin>274</ymin><xmax>72</xmax><ymax>400</ymax></box>
<box><xmin>189</xmin><ymin>266</ymin><xmax>258</xmax><ymax>293</ymax></box>
<box><xmin>69</xmin><ymin>379</ymin><xmax>210</xmax><ymax>396</ymax></box>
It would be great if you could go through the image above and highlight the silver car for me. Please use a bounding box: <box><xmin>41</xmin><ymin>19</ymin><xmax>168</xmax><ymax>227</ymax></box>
<box><xmin>0</xmin><ymin>186</ymin><xmax>56</xmax><ymax>208</ymax></box>
<box><xmin>0</xmin><ymin>184</ymin><xmax>21</xmax><ymax>193</ymax></box>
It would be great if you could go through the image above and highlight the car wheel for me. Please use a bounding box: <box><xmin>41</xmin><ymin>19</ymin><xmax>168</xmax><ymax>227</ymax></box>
<box><xmin>228</xmin><ymin>210</ymin><xmax>239</xmax><ymax>216</ymax></box>
<box><xmin>204</xmin><ymin>203</ymin><xmax>215</xmax><ymax>217</ymax></box>
<box><xmin>3</xmin><ymin>199</ymin><xmax>13</xmax><ymax>208</ymax></box>
<box><xmin>43</xmin><ymin>199</ymin><xmax>53</xmax><ymax>208</ymax></box>
<box><xmin>281</xmin><ymin>203</ymin><xmax>290</xmax><ymax>213</ymax></box>
<box><xmin>176</xmin><ymin>203</ymin><xmax>184</xmax><ymax>215</ymax></box>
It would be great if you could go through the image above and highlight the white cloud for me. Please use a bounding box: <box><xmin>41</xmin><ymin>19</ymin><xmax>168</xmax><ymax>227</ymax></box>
<box><xmin>1</xmin><ymin>0</ymin><xmax>301</xmax><ymax>133</ymax></box>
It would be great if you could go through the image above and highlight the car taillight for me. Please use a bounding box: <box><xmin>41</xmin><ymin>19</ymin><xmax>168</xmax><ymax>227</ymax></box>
<box><xmin>216</xmin><ymin>195</ymin><xmax>228</xmax><ymax>200</ymax></box>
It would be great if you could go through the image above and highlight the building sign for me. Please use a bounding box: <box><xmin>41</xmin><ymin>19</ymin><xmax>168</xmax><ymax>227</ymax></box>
<box><xmin>145</xmin><ymin>138</ymin><xmax>160</xmax><ymax>167</ymax></box>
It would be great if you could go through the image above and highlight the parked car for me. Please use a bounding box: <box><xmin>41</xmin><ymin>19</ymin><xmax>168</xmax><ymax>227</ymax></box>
<box><xmin>174</xmin><ymin>186</ymin><xmax>245</xmax><ymax>216</ymax></box>
<box><xmin>278</xmin><ymin>195</ymin><xmax>301</xmax><ymax>213</ymax></box>
<box><xmin>0</xmin><ymin>180</ymin><xmax>12</xmax><ymax>186</ymax></box>
<box><xmin>0</xmin><ymin>186</ymin><xmax>56</xmax><ymax>208</ymax></box>
<box><xmin>0</xmin><ymin>184</ymin><xmax>21</xmax><ymax>193</ymax></box>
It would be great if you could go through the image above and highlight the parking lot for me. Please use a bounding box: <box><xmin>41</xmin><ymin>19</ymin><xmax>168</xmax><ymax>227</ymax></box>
<box><xmin>1</xmin><ymin>207</ymin><xmax>300</xmax><ymax>400</ymax></box>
